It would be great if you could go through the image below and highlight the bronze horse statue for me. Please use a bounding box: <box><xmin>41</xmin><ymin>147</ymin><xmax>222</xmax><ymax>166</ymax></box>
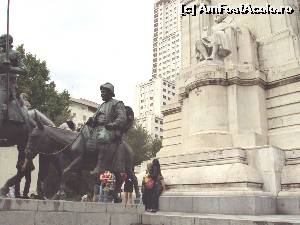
<box><xmin>0</xmin><ymin>109</ymin><xmax>65</xmax><ymax>199</ymax></box>
<box><xmin>24</xmin><ymin>115</ymin><xmax>135</xmax><ymax>202</ymax></box>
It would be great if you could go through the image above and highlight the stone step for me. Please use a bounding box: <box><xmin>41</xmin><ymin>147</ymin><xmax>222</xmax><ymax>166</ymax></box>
<box><xmin>159</xmin><ymin>195</ymin><xmax>300</xmax><ymax>215</ymax></box>
<box><xmin>141</xmin><ymin>211</ymin><xmax>300</xmax><ymax>225</ymax></box>
<box><xmin>0</xmin><ymin>198</ymin><xmax>144</xmax><ymax>225</ymax></box>
<box><xmin>159</xmin><ymin>195</ymin><xmax>278</xmax><ymax>215</ymax></box>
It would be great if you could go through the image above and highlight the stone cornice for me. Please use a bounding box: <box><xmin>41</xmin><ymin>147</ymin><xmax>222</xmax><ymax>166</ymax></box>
<box><xmin>162</xmin><ymin>104</ymin><xmax>182</xmax><ymax>116</ymax></box>
<box><xmin>185</xmin><ymin>77</ymin><xmax>268</xmax><ymax>93</ymax></box>
<box><xmin>179</xmin><ymin>74</ymin><xmax>300</xmax><ymax>98</ymax></box>
<box><xmin>267</xmin><ymin>74</ymin><xmax>300</xmax><ymax>90</ymax></box>
<box><xmin>168</xmin><ymin>74</ymin><xmax>300</xmax><ymax>115</ymax></box>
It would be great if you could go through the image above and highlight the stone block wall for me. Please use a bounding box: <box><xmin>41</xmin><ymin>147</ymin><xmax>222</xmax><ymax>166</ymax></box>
<box><xmin>267</xmin><ymin>80</ymin><xmax>300</xmax><ymax>149</ymax></box>
<box><xmin>0</xmin><ymin>198</ymin><xmax>144</xmax><ymax>225</ymax></box>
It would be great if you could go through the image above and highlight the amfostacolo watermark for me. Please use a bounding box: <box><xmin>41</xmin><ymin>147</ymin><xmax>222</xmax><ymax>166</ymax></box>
<box><xmin>181</xmin><ymin>3</ymin><xmax>295</xmax><ymax>16</ymax></box>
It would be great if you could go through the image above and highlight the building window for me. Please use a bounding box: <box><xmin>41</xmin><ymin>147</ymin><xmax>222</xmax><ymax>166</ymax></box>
<box><xmin>163</xmin><ymin>88</ymin><xmax>166</xmax><ymax>92</ymax></box>
<box><xmin>163</xmin><ymin>102</ymin><xmax>166</xmax><ymax>105</ymax></box>
<box><xmin>160</xmin><ymin>128</ymin><xmax>163</xmax><ymax>132</ymax></box>
<box><xmin>160</xmin><ymin>136</ymin><xmax>163</xmax><ymax>139</ymax></box>
<box><xmin>141</xmin><ymin>106</ymin><xmax>143</xmax><ymax>109</ymax></box>
<box><xmin>155</xmin><ymin>127</ymin><xmax>158</xmax><ymax>131</ymax></box>
<box><xmin>155</xmin><ymin>119</ymin><xmax>158</xmax><ymax>123</ymax></box>
<box><xmin>150</xmin><ymin>103</ymin><xmax>153</xmax><ymax>106</ymax></box>
<box><xmin>150</xmin><ymin>97</ymin><xmax>153</xmax><ymax>100</ymax></box>
<box><xmin>155</xmin><ymin>134</ymin><xmax>158</xmax><ymax>138</ymax></box>
<box><xmin>163</xmin><ymin>95</ymin><xmax>166</xmax><ymax>99</ymax></box>
<box><xmin>72</xmin><ymin>113</ymin><xmax>76</xmax><ymax>117</ymax></box>
<box><xmin>160</xmin><ymin>121</ymin><xmax>163</xmax><ymax>125</ymax></box>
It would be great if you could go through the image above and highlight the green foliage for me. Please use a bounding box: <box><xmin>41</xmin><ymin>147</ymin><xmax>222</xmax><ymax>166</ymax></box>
<box><xmin>124</xmin><ymin>121</ymin><xmax>162</xmax><ymax>165</ymax></box>
<box><xmin>16</xmin><ymin>45</ymin><xmax>70</xmax><ymax>125</ymax></box>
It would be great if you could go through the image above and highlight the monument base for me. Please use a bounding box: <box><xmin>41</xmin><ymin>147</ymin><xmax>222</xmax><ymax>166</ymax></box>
<box><xmin>1</xmin><ymin>198</ymin><xmax>300</xmax><ymax>225</ymax></box>
<box><xmin>138</xmin><ymin>146</ymin><xmax>300</xmax><ymax>215</ymax></box>
<box><xmin>159</xmin><ymin>195</ymin><xmax>276</xmax><ymax>215</ymax></box>
<box><xmin>142</xmin><ymin>211</ymin><xmax>300</xmax><ymax>225</ymax></box>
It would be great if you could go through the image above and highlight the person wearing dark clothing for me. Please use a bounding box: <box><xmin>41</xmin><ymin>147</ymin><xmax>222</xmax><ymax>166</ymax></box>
<box><xmin>15</xmin><ymin>145</ymin><xmax>35</xmax><ymax>198</ymax></box>
<box><xmin>124</xmin><ymin>176</ymin><xmax>133</xmax><ymax>204</ymax></box>
<box><xmin>142</xmin><ymin>163</ymin><xmax>152</xmax><ymax>210</ymax></box>
<box><xmin>142</xmin><ymin>160</ymin><xmax>165</xmax><ymax>212</ymax></box>
<box><xmin>148</xmin><ymin>159</ymin><xmax>164</xmax><ymax>212</ymax></box>
<box><xmin>125</xmin><ymin>166</ymin><xmax>140</xmax><ymax>201</ymax></box>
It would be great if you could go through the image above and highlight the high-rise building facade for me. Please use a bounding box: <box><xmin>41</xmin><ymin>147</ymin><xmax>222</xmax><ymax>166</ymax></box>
<box><xmin>152</xmin><ymin>0</ymin><xmax>181</xmax><ymax>81</ymax></box>
<box><xmin>134</xmin><ymin>78</ymin><xmax>175</xmax><ymax>139</ymax></box>
<box><xmin>135</xmin><ymin>0</ymin><xmax>181</xmax><ymax>138</ymax></box>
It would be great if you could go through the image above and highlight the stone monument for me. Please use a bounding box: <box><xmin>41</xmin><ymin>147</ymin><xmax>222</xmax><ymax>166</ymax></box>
<box><xmin>144</xmin><ymin>0</ymin><xmax>300</xmax><ymax>215</ymax></box>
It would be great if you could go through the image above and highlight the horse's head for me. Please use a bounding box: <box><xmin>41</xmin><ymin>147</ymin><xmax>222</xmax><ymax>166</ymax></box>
<box><xmin>25</xmin><ymin>112</ymin><xmax>45</xmax><ymax>160</ymax></box>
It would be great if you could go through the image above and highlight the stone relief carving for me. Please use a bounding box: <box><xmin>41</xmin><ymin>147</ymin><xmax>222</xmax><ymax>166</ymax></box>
<box><xmin>195</xmin><ymin>14</ymin><xmax>237</xmax><ymax>62</ymax></box>
<box><xmin>195</xmin><ymin>13</ymin><xmax>258</xmax><ymax>68</ymax></box>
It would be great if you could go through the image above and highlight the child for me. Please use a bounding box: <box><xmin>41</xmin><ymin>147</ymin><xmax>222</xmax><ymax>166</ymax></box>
<box><xmin>99</xmin><ymin>171</ymin><xmax>115</xmax><ymax>203</ymax></box>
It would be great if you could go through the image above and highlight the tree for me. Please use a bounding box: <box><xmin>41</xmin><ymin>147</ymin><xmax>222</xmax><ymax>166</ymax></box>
<box><xmin>124</xmin><ymin>122</ymin><xmax>162</xmax><ymax>165</ymax></box>
<box><xmin>16</xmin><ymin>45</ymin><xmax>70</xmax><ymax>125</ymax></box>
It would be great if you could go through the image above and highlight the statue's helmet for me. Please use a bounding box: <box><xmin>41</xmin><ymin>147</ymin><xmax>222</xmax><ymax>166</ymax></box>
<box><xmin>100</xmin><ymin>82</ymin><xmax>115</xmax><ymax>97</ymax></box>
<box><xmin>0</xmin><ymin>34</ymin><xmax>13</xmax><ymax>45</ymax></box>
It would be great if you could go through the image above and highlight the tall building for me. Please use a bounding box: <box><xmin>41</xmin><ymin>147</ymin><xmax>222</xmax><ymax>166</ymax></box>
<box><xmin>134</xmin><ymin>0</ymin><xmax>181</xmax><ymax>138</ymax></box>
<box><xmin>152</xmin><ymin>0</ymin><xmax>181</xmax><ymax>81</ymax></box>
<box><xmin>134</xmin><ymin>78</ymin><xmax>176</xmax><ymax>138</ymax></box>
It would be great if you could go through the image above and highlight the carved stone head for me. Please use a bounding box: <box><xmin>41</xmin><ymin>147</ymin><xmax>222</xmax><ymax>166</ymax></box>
<box><xmin>214</xmin><ymin>14</ymin><xmax>227</xmax><ymax>24</ymax></box>
<box><xmin>0</xmin><ymin>34</ymin><xmax>13</xmax><ymax>49</ymax></box>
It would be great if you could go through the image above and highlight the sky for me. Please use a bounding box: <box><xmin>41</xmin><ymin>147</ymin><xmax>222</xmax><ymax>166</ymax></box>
<box><xmin>0</xmin><ymin>0</ymin><xmax>154</xmax><ymax>106</ymax></box>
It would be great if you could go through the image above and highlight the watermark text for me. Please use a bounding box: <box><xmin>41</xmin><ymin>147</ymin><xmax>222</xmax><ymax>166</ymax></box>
<box><xmin>181</xmin><ymin>3</ymin><xmax>295</xmax><ymax>16</ymax></box>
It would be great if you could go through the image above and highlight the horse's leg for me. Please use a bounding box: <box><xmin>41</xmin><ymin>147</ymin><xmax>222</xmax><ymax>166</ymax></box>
<box><xmin>35</xmin><ymin>154</ymin><xmax>50</xmax><ymax>199</ymax></box>
<box><xmin>50</xmin><ymin>155</ymin><xmax>63</xmax><ymax>199</ymax></box>
<box><xmin>112</xmin><ymin>172</ymin><xmax>123</xmax><ymax>203</ymax></box>
<box><xmin>55</xmin><ymin>154</ymin><xmax>83</xmax><ymax>200</ymax></box>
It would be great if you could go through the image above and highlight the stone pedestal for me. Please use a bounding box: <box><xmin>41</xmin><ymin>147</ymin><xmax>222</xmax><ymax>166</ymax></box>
<box><xmin>153</xmin><ymin>146</ymin><xmax>284</xmax><ymax>214</ymax></box>
<box><xmin>138</xmin><ymin>0</ymin><xmax>300</xmax><ymax>215</ymax></box>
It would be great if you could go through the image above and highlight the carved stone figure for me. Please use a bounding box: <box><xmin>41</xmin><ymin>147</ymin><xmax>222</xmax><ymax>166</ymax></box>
<box><xmin>0</xmin><ymin>34</ymin><xmax>27</xmax><ymax>125</ymax></box>
<box><xmin>195</xmin><ymin>14</ymin><xmax>240</xmax><ymax>62</ymax></box>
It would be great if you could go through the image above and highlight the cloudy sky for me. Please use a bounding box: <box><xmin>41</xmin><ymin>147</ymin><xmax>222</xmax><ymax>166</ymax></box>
<box><xmin>0</xmin><ymin>0</ymin><xmax>154</xmax><ymax>106</ymax></box>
